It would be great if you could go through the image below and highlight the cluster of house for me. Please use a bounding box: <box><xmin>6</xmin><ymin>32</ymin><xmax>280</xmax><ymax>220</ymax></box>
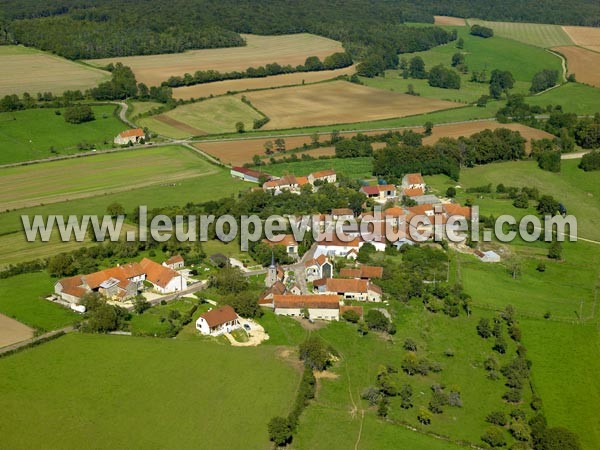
<box><xmin>54</xmin><ymin>255</ymin><xmax>187</xmax><ymax>304</ymax></box>
<box><xmin>259</xmin><ymin>253</ymin><xmax>383</xmax><ymax>322</ymax></box>
<box><xmin>230</xmin><ymin>167</ymin><xmax>337</xmax><ymax>194</ymax></box>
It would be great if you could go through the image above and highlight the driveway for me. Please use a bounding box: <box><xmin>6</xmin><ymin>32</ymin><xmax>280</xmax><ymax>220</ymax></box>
<box><xmin>224</xmin><ymin>319</ymin><xmax>269</xmax><ymax>347</ymax></box>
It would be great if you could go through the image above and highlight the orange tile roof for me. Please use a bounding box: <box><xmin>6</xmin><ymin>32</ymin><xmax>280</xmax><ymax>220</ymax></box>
<box><xmin>201</xmin><ymin>305</ymin><xmax>238</xmax><ymax>328</ymax></box>
<box><xmin>274</xmin><ymin>294</ymin><xmax>340</xmax><ymax>309</ymax></box>
<box><xmin>325</xmin><ymin>278</ymin><xmax>369</xmax><ymax>293</ymax></box>
<box><xmin>315</xmin><ymin>234</ymin><xmax>361</xmax><ymax>248</ymax></box>
<box><xmin>406</xmin><ymin>173</ymin><xmax>425</xmax><ymax>185</ymax></box>
<box><xmin>57</xmin><ymin>275</ymin><xmax>88</xmax><ymax>298</ymax></box>
<box><xmin>407</xmin><ymin>204</ymin><xmax>435</xmax><ymax>216</ymax></box>
<box><xmin>403</xmin><ymin>187</ymin><xmax>425</xmax><ymax>197</ymax></box>
<box><xmin>296</xmin><ymin>176</ymin><xmax>309</xmax><ymax>186</ymax></box>
<box><xmin>259</xmin><ymin>281</ymin><xmax>287</xmax><ymax>303</ymax></box>
<box><xmin>311</xmin><ymin>169</ymin><xmax>336</xmax><ymax>178</ymax></box>
<box><xmin>444</xmin><ymin>203</ymin><xmax>472</xmax><ymax>219</ymax></box>
<box><xmin>166</xmin><ymin>254</ymin><xmax>184</xmax><ymax>265</ymax></box>
<box><xmin>119</xmin><ymin>128</ymin><xmax>145</xmax><ymax>138</ymax></box>
<box><xmin>384</xmin><ymin>206</ymin><xmax>406</xmax><ymax>218</ymax></box>
<box><xmin>332</xmin><ymin>208</ymin><xmax>354</xmax><ymax>216</ymax></box>
<box><xmin>263</xmin><ymin>234</ymin><xmax>298</xmax><ymax>247</ymax></box>
<box><xmin>359</xmin><ymin>266</ymin><xmax>384</xmax><ymax>279</ymax></box>
<box><xmin>139</xmin><ymin>258</ymin><xmax>179</xmax><ymax>288</ymax></box>
<box><xmin>339</xmin><ymin>268</ymin><xmax>361</xmax><ymax>278</ymax></box>
<box><xmin>83</xmin><ymin>263</ymin><xmax>144</xmax><ymax>290</ymax></box>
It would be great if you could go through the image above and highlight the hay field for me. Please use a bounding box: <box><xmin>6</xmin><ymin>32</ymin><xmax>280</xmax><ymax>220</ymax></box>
<box><xmin>238</xmin><ymin>81</ymin><xmax>456</xmax><ymax>130</ymax></box>
<box><xmin>86</xmin><ymin>33</ymin><xmax>344</xmax><ymax>86</ymax></box>
<box><xmin>0</xmin><ymin>146</ymin><xmax>217</xmax><ymax>210</ymax></box>
<box><xmin>172</xmin><ymin>65</ymin><xmax>356</xmax><ymax>99</ymax></box>
<box><xmin>562</xmin><ymin>26</ymin><xmax>600</xmax><ymax>52</ymax></box>
<box><xmin>467</xmin><ymin>19</ymin><xmax>573</xmax><ymax>48</ymax></box>
<box><xmin>0</xmin><ymin>314</ymin><xmax>34</xmax><ymax>348</ymax></box>
<box><xmin>195</xmin><ymin>120</ymin><xmax>552</xmax><ymax>165</ymax></box>
<box><xmin>434</xmin><ymin>16</ymin><xmax>466</xmax><ymax>26</ymax></box>
<box><xmin>0</xmin><ymin>46</ymin><xmax>110</xmax><ymax>96</ymax></box>
<box><xmin>553</xmin><ymin>46</ymin><xmax>600</xmax><ymax>87</ymax></box>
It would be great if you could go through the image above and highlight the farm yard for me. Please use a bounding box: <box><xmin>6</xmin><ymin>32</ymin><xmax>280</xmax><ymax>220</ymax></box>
<box><xmin>466</xmin><ymin>19</ymin><xmax>574</xmax><ymax>48</ymax></box>
<box><xmin>238</xmin><ymin>81</ymin><xmax>456</xmax><ymax>130</ymax></box>
<box><xmin>172</xmin><ymin>65</ymin><xmax>356</xmax><ymax>99</ymax></box>
<box><xmin>194</xmin><ymin>120</ymin><xmax>554</xmax><ymax>166</ymax></box>
<box><xmin>562</xmin><ymin>26</ymin><xmax>600</xmax><ymax>52</ymax></box>
<box><xmin>85</xmin><ymin>33</ymin><xmax>344</xmax><ymax>86</ymax></box>
<box><xmin>0</xmin><ymin>146</ymin><xmax>218</xmax><ymax>211</ymax></box>
<box><xmin>552</xmin><ymin>46</ymin><xmax>600</xmax><ymax>88</ymax></box>
<box><xmin>139</xmin><ymin>96</ymin><xmax>264</xmax><ymax>137</ymax></box>
<box><xmin>0</xmin><ymin>46</ymin><xmax>110</xmax><ymax>97</ymax></box>
<box><xmin>0</xmin><ymin>105</ymin><xmax>127</xmax><ymax>165</ymax></box>
<box><xmin>0</xmin><ymin>333</ymin><xmax>301</xmax><ymax>449</ymax></box>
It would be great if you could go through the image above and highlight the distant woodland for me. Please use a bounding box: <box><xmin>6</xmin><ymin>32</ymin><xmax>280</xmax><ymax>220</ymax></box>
<box><xmin>0</xmin><ymin>0</ymin><xmax>598</xmax><ymax>59</ymax></box>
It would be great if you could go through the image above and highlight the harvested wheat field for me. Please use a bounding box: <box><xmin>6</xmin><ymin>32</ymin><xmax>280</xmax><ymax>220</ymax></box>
<box><xmin>0</xmin><ymin>46</ymin><xmax>110</xmax><ymax>96</ymax></box>
<box><xmin>238</xmin><ymin>81</ymin><xmax>456</xmax><ymax>130</ymax></box>
<box><xmin>434</xmin><ymin>16</ymin><xmax>466</xmax><ymax>26</ymax></box>
<box><xmin>195</xmin><ymin>120</ymin><xmax>553</xmax><ymax>166</ymax></box>
<box><xmin>553</xmin><ymin>46</ymin><xmax>600</xmax><ymax>88</ymax></box>
<box><xmin>0</xmin><ymin>314</ymin><xmax>34</xmax><ymax>348</ymax></box>
<box><xmin>86</xmin><ymin>34</ymin><xmax>344</xmax><ymax>86</ymax></box>
<box><xmin>562</xmin><ymin>26</ymin><xmax>600</xmax><ymax>52</ymax></box>
<box><xmin>173</xmin><ymin>65</ymin><xmax>356</xmax><ymax>99</ymax></box>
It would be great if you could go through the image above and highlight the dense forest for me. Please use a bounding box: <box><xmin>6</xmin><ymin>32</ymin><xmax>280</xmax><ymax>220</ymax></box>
<box><xmin>0</xmin><ymin>0</ymin><xmax>598</xmax><ymax>59</ymax></box>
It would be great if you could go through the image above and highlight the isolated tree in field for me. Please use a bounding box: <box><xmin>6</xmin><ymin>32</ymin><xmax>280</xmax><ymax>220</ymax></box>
<box><xmin>274</xmin><ymin>138</ymin><xmax>286</xmax><ymax>153</ymax></box>
<box><xmin>428</xmin><ymin>65</ymin><xmax>461</xmax><ymax>89</ymax></box>
<box><xmin>263</xmin><ymin>140</ymin><xmax>274</xmax><ymax>155</ymax></box>
<box><xmin>299</xmin><ymin>336</ymin><xmax>334</xmax><ymax>371</ymax></box>
<box><xmin>235</xmin><ymin>121</ymin><xmax>245</xmax><ymax>133</ymax></box>
<box><xmin>451</xmin><ymin>52</ymin><xmax>465</xmax><ymax>67</ymax></box>
<box><xmin>513</xmin><ymin>192</ymin><xmax>529</xmax><ymax>209</ymax></box>
<box><xmin>489</xmin><ymin>69</ymin><xmax>514</xmax><ymax>99</ymax></box>
<box><xmin>423</xmin><ymin>121</ymin><xmax>433</xmax><ymax>136</ymax></box>
<box><xmin>409</xmin><ymin>56</ymin><xmax>427</xmax><ymax>79</ymax></box>
<box><xmin>106</xmin><ymin>202</ymin><xmax>125</xmax><ymax>217</ymax></box>
<box><xmin>530</xmin><ymin>69</ymin><xmax>559</xmax><ymax>93</ymax></box>
<box><xmin>548</xmin><ymin>241</ymin><xmax>562</xmax><ymax>260</ymax></box>
<box><xmin>64</xmin><ymin>105</ymin><xmax>95</xmax><ymax>124</ymax></box>
<box><xmin>537</xmin><ymin>195</ymin><xmax>560</xmax><ymax>216</ymax></box>
<box><xmin>406</xmin><ymin>84</ymin><xmax>417</xmax><ymax>95</ymax></box>
<box><xmin>268</xmin><ymin>416</ymin><xmax>292</xmax><ymax>446</ymax></box>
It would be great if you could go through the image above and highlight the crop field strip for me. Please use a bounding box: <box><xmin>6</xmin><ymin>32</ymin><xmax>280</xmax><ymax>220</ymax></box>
<box><xmin>561</xmin><ymin>26</ymin><xmax>600</xmax><ymax>52</ymax></box>
<box><xmin>466</xmin><ymin>19</ymin><xmax>574</xmax><ymax>48</ymax></box>
<box><xmin>85</xmin><ymin>33</ymin><xmax>345</xmax><ymax>86</ymax></box>
<box><xmin>0</xmin><ymin>46</ymin><xmax>110</xmax><ymax>97</ymax></box>
<box><xmin>552</xmin><ymin>46</ymin><xmax>600</xmax><ymax>88</ymax></box>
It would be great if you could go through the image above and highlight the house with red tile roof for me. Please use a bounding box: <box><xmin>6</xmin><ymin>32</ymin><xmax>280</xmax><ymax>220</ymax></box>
<box><xmin>262</xmin><ymin>234</ymin><xmax>299</xmax><ymax>257</ymax></box>
<box><xmin>114</xmin><ymin>128</ymin><xmax>145</xmax><ymax>145</ymax></box>
<box><xmin>195</xmin><ymin>305</ymin><xmax>240</xmax><ymax>336</ymax></box>
<box><xmin>230</xmin><ymin>166</ymin><xmax>270</xmax><ymax>183</ymax></box>
<box><xmin>359</xmin><ymin>184</ymin><xmax>397</xmax><ymax>203</ymax></box>
<box><xmin>163</xmin><ymin>254</ymin><xmax>184</xmax><ymax>270</ymax></box>
<box><xmin>402</xmin><ymin>173</ymin><xmax>426</xmax><ymax>190</ymax></box>
<box><xmin>273</xmin><ymin>294</ymin><xmax>340</xmax><ymax>321</ymax></box>
<box><xmin>305</xmin><ymin>254</ymin><xmax>333</xmax><ymax>281</ymax></box>
<box><xmin>314</xmin><ymin>278</ymin><xmax>382</xmax><ymax>302</ymax></box>
<box><xmin>339</xmin><ymin>265</ymin><xmax>383</xmax><ymax>280</ymax></box>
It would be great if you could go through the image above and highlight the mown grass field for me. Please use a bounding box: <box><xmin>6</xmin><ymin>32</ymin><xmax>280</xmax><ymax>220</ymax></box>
<box><xmin>255</xmin><ymin>157</ymin><xmax>374</xmax><ymax>180</ymax></box>
<box><xmin>295</xmin><ymin>305</ymin><xmax>529</xmax><ymax>449</ymax></box>
<box><xmin>239</xmin><ymin>81</ymin><xmax>456</xmax><ymax>130</ymax></box>
<box><xmin>0</xmin><ymin>45</ymin><xmax>110</xmax><ymax>96</ymax></box>
<box><xmin>466</xmin><ymin>19</ymin><xmax>573</xmax><ymax>48</ymax></box>
<box><xmin>0</xmin><ymin>272</ymin><xmax>76</xmax><ymax>331</ymax></box>
<box><xmin>0</xmin><ymin>146</ymin><xmax>217</xmax><ymax>211</ymax></box>
<box><xmin>141</xmin><ymin>96</ymin><xmax>264</xmax><ymax>138</ymax></box>
<box><xmin>522</xmin><ymin>319</ymin><xmax>600</xmax><ymax>450</ymax></box>
<box><xmin>0</xmin><ymin>333</ymin><xmax>300</xmax><ymax>449</ymax></box>
<box><xmin>86</xmin><ymin>33</ymin><xmax>344</xmax><ymax>86</ymax></box>
<box><xmin>528</xmin><ymin>82</ymin><xmax>600</xmax><ymax>114</ymax></box>
<box><xmin>0</xmin><ymin>105</ymin><xmax>127</xmax><ymax>164</ymax></box>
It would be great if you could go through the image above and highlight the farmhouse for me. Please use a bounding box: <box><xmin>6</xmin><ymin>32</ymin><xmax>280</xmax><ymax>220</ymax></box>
<box><xmin>54</xmin><ymin>258</ymin><xmax>187</xmax><ymax>304</ymax></box>
<box><xmin>308</xmin><ymin>169</ymin><xmax>337</xmax><ymax>184</ymax></box>
<box><xmin>402</xmin><ymin>173</ymin><xmax>426</xmax><ymax>190</ymax></box>
<box><xmin>314</xmin><ymin>235</ymin><xmax>361</xmax><ymax>259</ymax></box>
<box><xmin>273</xmin><ymin>294</ymin><xmax>340</xmax><ymax>321</ymax></box>
<box><xmin>114</xmin><ymin>128</ymin><xmax>145</xmax><ymax>145</ymax></box>
<box><xmin>360</xmin><ymin>184</ymin><xmax>397</xmax><ymax>203</ymax></box>
<box><xmin>314</xmin><ymin>278</ymin><xmax>382</xmax><ymax>302</ymax></box>
<box><xmin>163</xmin><ymin>254</ymin><xmax>184</xmax><ymax>270</ymax></box>
<box><xmin>230</xmin><ymin>166</ymin><xmax>269</xmax><ymax>183</ymax></box>
<box><xmin>196</xmin><ymin>305</ymin><xmax>241</xmax><ymax>336</ymax></box>
<box><xmin>402</xmin><ymin>187</ymin><xmax>425</xmax><ymax>198</ymax></box>
<box><xmin>263</xmin><ymin>174</ymin><xmax>309</xmax><ymax>193</ymax></box>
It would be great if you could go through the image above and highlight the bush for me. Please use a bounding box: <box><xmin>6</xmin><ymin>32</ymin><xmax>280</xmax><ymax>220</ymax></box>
<box><xmin>539</xmin><ymin>427</ymin><xmax>582</xmax><ymax>450</ymax></box>
<box><xmin>486</xmin><ymin>411</ymin><xmax>508</xmax><ymax>427</ymax></box>
<box><xmin>64</xmin><ymin>105</ymin><xmax>95</xmax><ymax>124</ymax></box>
<box><xmin>579</xmin><ymin>151</ymin><xmax>600</xmax><ymax>171</ymax></box>
<box><xmin>470</xmin><ymin>24</ymin><xmax>494</xmax><ymax>38</ymax></box>
<box><xmin>342</xmin><ymin>309</ymin><xmax>360</xmax><ymax>323</ymax></box>
<box><xmin>299</xmin><ymin>336</ymin><xmax>335</xmax><ymax>371</ymax></box>
<box><xmin>417</xmin><ymin>407</ymin><xmax>432</xmax><ymax>425</ymax></box>
<box><xmin>403</xmin><ymin>338</ymin><xmax>418</xmax><ymax>351</ymax></box>
<box><xmin>267</xmin><ymin>417</ymin><xmax>292</xmax><ymax>446</ymax></box>
<box><xmin>365</xmin><ymin>309</ymin><xmax>391</xmax><ymax>333</ymax></box>
<box><xmin>428</xmin><ymin>64</ymin><xmax>461</xmax><ymax>89</ymax></box>
<box><xmin>481</xmin><ymin>426</ymin><xmax>507</xmax><ymax>447</ymax></box>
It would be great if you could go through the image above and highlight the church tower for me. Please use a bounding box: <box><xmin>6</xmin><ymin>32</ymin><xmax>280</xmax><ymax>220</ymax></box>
<box><xmin>265</xmin><ymin>251</ymin><xmax>277</xmax><ymax>287</ymax></box>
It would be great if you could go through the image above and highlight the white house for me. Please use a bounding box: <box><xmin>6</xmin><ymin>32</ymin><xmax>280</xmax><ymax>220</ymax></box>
<box><xmin>196</xmin><ymin>305</ymin><xmax>241</xmax><ymax>336</ymax></box>
<box><xmin>163</xmin><ymin>254</ymin><xmax>184</xmax><ymax>270</ymax></box>
<box><xmin>114</xmin><ymin>128</ymin><xmax>145</xmax><ymax>145</ymax></box>
<box><xmin>314</xmin><ymin>235</ymin><xmax>361</xmax><ymax>259</ymax></box>
<box><xmin>273</xmin><ymin>295</ymin><xmax>340</xmax><ymax>321</ymax></box>
<box><xmin>304</xmin><ymin>255</ymin><xmax>333</xmax><ymax>282</ymax></box>
<box><xmin>308</xmin><ymin>169</ymin><xmax>337</xmax><ymax>185</ymax></box>
<box><xmin>359</xmin><ymin>184</ymin><xmax>397</xmax><ymax>203</ymax></box>
<box><xmin>140</xmin><ymin>258</ymin><xmax>187</xmax><ymax>294</ymax></box>
<box><xmin>230</xmin><ymin>166</ymin><xmax>269</xmax><ymax>183</ymax></box>
<box><xmin>263</xmin><ymin>234</ymin><xmax>299</xmax><ymax>257</ymax></box>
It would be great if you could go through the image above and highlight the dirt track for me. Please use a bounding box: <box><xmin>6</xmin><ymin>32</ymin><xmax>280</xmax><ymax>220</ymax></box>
<box><xmin>0</xmin><ymin>314</ymin><xmax>34</xmax><ymax>348</ymax></box>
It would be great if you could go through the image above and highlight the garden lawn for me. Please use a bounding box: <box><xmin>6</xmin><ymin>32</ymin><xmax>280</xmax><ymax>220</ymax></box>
<box><xmin>0</xmin><ymin>272</ymin><xmax>76</xmax><ymax>331</ymax></box>
<box><xmin>0</xmin><ymin>333</ymin><xmax>300</xmax><ymax>450</ymax></box>
<box><xmin>0</xmin><ymin>105</ymin><xmax>126</xmax><ymax>164</ymax></box>
<box><xmin>522</xmin><ymin>319</ymin><xmax>600</xmax><ymax>450</ymax></box>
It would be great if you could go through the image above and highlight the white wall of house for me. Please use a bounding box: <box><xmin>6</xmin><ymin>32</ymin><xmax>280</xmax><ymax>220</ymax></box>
<box><xmin>152</xmin><ymin>275</ymin><xmax>187</xmax><ymax>294</ymax></box>
<box><xmin>314</xmin><ymin>244</ymin><xmax>360</xmax><ymax>258</ymax></box>
<box><xmin>195</xmin><ymin>317</ymin><xmax>241</xmax><ymax>336</ymax></box>
<box><xmin>274</xmin><ymin>307</ymin><xmax>339</xmax><ymax>321</ymax></box>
